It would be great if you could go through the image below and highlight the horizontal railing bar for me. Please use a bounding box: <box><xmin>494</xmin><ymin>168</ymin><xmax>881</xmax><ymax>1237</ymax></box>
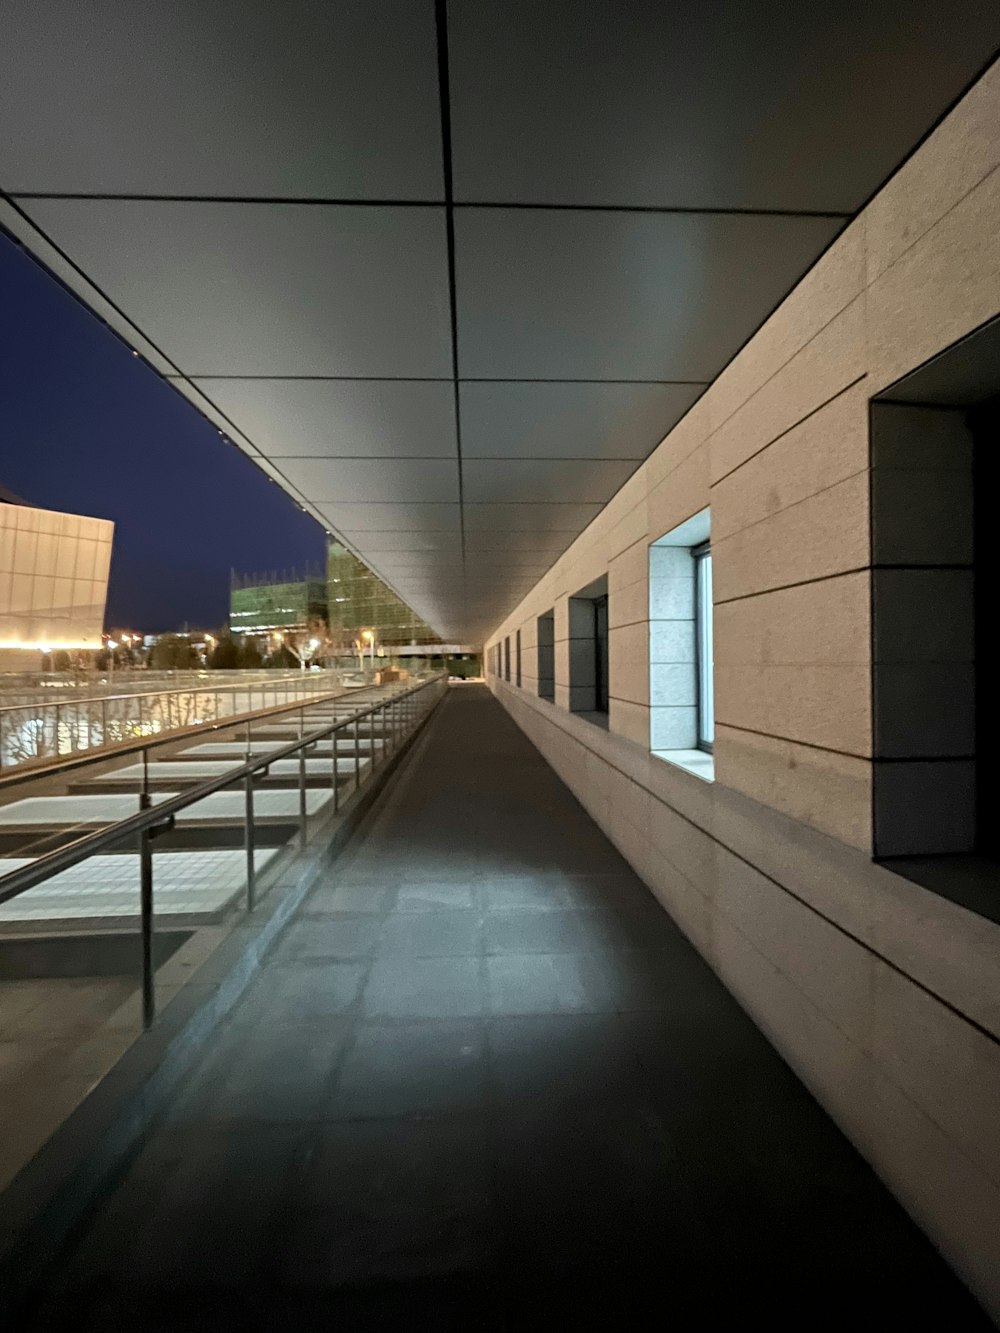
<box><xmin>0</xmin><ymin>674</ymin><xmax>442</xmax><ymax>907</ymax></box>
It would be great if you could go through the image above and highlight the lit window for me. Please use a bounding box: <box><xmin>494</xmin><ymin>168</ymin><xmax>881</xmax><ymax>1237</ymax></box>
<box><xmin>649</xmin><ymin>508</ymin><xmax>713</xmax><ymax>781</ymax></box>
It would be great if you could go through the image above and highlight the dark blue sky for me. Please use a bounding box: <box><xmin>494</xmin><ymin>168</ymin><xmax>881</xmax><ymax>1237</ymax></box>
<box><xmin>0</xmin><ymin>231</ymin><xmax>326</xmax><ymax>632</ymax></box>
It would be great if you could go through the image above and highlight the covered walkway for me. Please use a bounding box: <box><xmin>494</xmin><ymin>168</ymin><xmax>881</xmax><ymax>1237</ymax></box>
<box><xmin>27</xmin><ymin>687</ymin><xmax>988</xmax><ymax>1328</ymax></box>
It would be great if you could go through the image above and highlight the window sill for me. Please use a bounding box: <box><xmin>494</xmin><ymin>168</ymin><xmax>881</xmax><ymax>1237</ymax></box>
<box><xmin>573</xmin><ymin>710</ymin><xmax>610</xmax><ymax>731</ymax></box>
<box><xmin>878</xmin><ymin>854</ymin><xmax>1000</xmax><ymax>929</ymax></box>
<box><xmin>652</xmin><ymin>748</ymin><xmax>715</xmax><ymax>783</ymax></box>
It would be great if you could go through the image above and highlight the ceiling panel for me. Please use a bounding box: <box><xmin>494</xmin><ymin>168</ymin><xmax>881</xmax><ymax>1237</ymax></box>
<box><xmin>462</xmin><ymin>531</ymin><xmax>576</xmax><ymax>554</ymax></box>
<box><xmin>319</xmin><ymin>504</ymin><xmax>462</xmax><ymax>533</ymax></box>
<box><xmin>359</xmin><ymin>532</ymin><xmax>464</xmax><ymax>554</ymax></box>
<box><xmin>463</xmin><ymin>503</ymin><xmax>602</xmax><ymax>532</ymax></box>
<box><xmin>459</xmin><ymin>380</ymin><xmax>703</xmax><ymax>460</ymax></box>
<box><xmin>463</xmin><ymin>458</ymin><xmax>636</xmax><ymax>505</ymax></box>
<box><xmin>18</xmin><ymin>199</ymin><xmax>452</xmax><ymax>378</ymax></box>
<box><xmin>449</xmin><ymin>0</ymin><xmax>1000</xmax><ymax>210</ymax></box>
<box><xmin>269</xmin><ymin>458</ymin><xmax>459</xmax><ymax>504</ymax></box>
<box><xmin>454</xmin><ymin>208</ymin><xmax>843</xmax><ymax>381</ymax></box>
<box><xmin>0</xmin><ymin>0</ymin><xmax>443</xmax><ymax>198</ymax></box>
<box><xmin>191</xmin><ymin>379</ymin><xmax>456</xmax><ymax>459</ymax></box>
<box><xmin>4</xmin><ymin>4</ymin><xmax>998</xmax><ymax>645</ymax></box>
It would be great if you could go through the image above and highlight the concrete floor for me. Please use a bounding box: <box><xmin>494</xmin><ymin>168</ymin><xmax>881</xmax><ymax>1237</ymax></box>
<box><xmin>26</xmin><ymin>687</ymin><xmax>990</xmax><ymax>1329</ymax></box>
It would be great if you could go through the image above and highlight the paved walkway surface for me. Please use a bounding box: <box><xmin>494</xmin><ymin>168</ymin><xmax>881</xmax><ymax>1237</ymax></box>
<box><xmin>27</xmin><ymin>687</ymin><xmax>990</xmax><ymax>1329</ymax></box>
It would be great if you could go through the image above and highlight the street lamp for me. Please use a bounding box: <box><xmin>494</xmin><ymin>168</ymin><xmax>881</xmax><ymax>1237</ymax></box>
<box><xmin>360</xmin><ymin>628</ymin><xmax>375</xmax><ymax>669</ymax></box>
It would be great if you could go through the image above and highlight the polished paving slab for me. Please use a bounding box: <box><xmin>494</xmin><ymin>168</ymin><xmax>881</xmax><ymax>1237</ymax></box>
<box><xmin>24</xmin><ymin>688</ymin><xmax>991</xmax><ymax>1329</ymax></box>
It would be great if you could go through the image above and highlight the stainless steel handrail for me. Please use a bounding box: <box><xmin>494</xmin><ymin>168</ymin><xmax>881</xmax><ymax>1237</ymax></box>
<box><xmin>0</xmin><ymin>672</ymin><xmax>446</xmax><ymax>1025</ymax></box>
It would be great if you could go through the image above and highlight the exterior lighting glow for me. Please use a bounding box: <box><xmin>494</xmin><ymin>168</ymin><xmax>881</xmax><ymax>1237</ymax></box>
<box><xmin>0</xmin><ymin>639</ymin><xmax>99</xmax><ymax>651</ymax></box>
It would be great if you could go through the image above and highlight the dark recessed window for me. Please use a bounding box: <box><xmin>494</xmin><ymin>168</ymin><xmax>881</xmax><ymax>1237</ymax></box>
<box><xmin>869</xmin><ymin>314</ymin><xmax>1000</xmax><ymax>927</ymax></box>
<box><xmin>569</xmin><ymin>575</ymin><xmax>609</xmax><ymax>725</ymax></box>
<box><xmin>537</xmin><ymin>610</ymin><xmax>555</xmax><ymax>700</ymax></box>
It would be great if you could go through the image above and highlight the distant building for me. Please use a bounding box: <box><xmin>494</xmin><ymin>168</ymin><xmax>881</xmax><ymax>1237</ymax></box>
<box><xmin>229</xmin><ymin>570</ymin><xmax>328</xmax><ymax>638</ymax></box>
<box><xmin>327</xmin><ymin>542</ymin><xmax>440</xmax><ymax>648</ymax></box>
<box><xmin>0</xmin><ymin>492</ymin><xmax>113</xmax><ymax>671</ymax></box>
<box><xmin>229</xmin><ymin>549</ymin><xmax>442</xmax><ymax>656</ymax></box>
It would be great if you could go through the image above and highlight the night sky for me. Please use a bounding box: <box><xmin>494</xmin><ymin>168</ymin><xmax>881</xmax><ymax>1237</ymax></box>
<box><xmin>0</xmin><ymin>231</ymin><xmax>326</xmax><ymax>632</ymax></box>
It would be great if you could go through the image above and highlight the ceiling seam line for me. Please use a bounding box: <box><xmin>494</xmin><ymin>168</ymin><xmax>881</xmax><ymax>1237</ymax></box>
<box><xmin>434</xmin><ymin>0</ymin><xmax>467</xmax><ymax>623</ymax></box>
<box><xmin>10</xmin><ymin>192</ymin><xmax>852</xmax><ymax>219</ymax></box>
<box><xmin>166</xmin><ymin>375</ymin><xmax>711</xmax><ymax>385</ymax></box>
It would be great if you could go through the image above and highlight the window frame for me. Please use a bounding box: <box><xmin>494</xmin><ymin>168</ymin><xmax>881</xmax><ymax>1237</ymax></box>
<box><xmin>693</xmin><ymin>540</ymin><xmax>714</xmax><ymax>753</ymax></box>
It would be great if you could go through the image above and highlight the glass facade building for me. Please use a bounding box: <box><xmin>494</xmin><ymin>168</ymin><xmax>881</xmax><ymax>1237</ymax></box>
<box><xmin>326</xmin><ymin>543</ymin><xmax>440</xmax><ymax>649</ymax></box>
<box><xmin>229</xmin><ymin>577</ymin><xmax>328</xmax><ymax>636</ymax></box>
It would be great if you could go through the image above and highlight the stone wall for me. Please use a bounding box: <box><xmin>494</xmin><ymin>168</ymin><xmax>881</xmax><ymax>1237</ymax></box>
<box><xmin>484</xmin><ymin>60</ymin><xmax>1000</xmax><ymax>1319</ymax></box>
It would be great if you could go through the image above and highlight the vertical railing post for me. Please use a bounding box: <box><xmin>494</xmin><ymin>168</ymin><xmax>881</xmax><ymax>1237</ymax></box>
<box><xmin>332</xmin><ymin>722</ymin><xmax>340</xmax><ymax>813</ymax></box>
<box><xmin>298</xmin><ymin>730</ymin><xmax>308</xmax><ymax>852</ymax></box>
<box><xmin>139</xmin><ymin>774</ymin><xmax>155</xmax><ymax>1029</ymax></box>
<box><xmin>355</xmin><ymin>715</ymin><xmax>361</xmax><ymax>792</ymax></box>
<box><xmin>245</xmin><ymin>721</ymin><xmax>256</xmax><ymax>910</ymax></box>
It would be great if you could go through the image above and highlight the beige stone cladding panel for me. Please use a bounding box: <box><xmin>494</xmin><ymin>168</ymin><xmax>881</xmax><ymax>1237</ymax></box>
<box><xmin>870</xmin><ymin>961</ymin><xmax>1000</xmax><ymax>1189</ymax></box>
<box><xmin>609</xmin><ymin>618</ymin><xmax>649</xmax><ymax>709</ymax></box>
<box><xmin>608</xmin><ymin>577</ymin><xmax>647</xmax><ymax>632</ymax></box>
<box><xmin>868</xmin><ymin>163</ymin><xmax>1000</xmax><ymax>392</ymax></box>
<box><xmin>647</xmin><ymin>442</ymin><xmax>710</xmax><ymax>543</ymax></box>
<box><xmin>712</xmin><ymin>471</ymin><xmax>870</xmax><ymax>605</ymax></box>
<box><xmin>867</xmin><ymin>1056</ymin><xmax>1000</xmax><ymax>1324</ymax></box>
<box><xmin>708</xmin><ymin>216</ymin><xmax>867</xmax><ymax>433</ymax></box>
<box><xmin>715</xmin><ymin>847</ymin><xmax>876</xmax><ymax>1036</ymax></box>
<box><xmin>645</xmin><ymin>393</ymin><xmax>712</xmax><ymax>491</ymax></box>
<box><xmin>714</xmin><ymin>665</ymin><xmax>870</xmax><ymax>759</ymax></box>
<box><xmin>710</xmin><ymin>384</ymin><xmax>869</xmax><ymax>544</ymax></box>
<box><xmin>714</xmin><ymin>573</ymin><xmax>872</xmax><ymax>757</ymax></box>
<box><xmin>609</xmin><ymin>697</ymin><xmax>649</xmax><ymax>748</ymax></box>
<box><xmin>608</xmin><ymin>537</ymin><xmax>647</xmax><ymax>597</ymax></box>
<box><xmin>714</xmin><ymin>723</ymin><xmax>871</xmax><ymax>851</ymax></box>
<box><xmin>867</xmin><ymin>60</ymin><xmax>1000</xmax><ymax>282</ymax></box>
<box><xmin>710</xmin><ymin>295</ymin><xmax>867</xmax><ymax>485</ymax></box>
<box><xmin>711</xmin><ymin>902</ymin><xmax>1000</xmax><ymax>1319</ymax></box>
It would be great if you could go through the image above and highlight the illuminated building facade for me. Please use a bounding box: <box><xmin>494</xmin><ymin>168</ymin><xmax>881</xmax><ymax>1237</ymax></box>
<box><xmin>229</xmin><ymin>573</ymin><xmax>327</xmax><ymax>637</ymax></box>
<box><xmin>326</xmin><ymin>542</ymin><xmax>440</xmax><ymax>649</ymax></box>
<box><xmin>0</xmin><ymin>493</ymin><xmax>112</xmax><ymax>671</ymax></box>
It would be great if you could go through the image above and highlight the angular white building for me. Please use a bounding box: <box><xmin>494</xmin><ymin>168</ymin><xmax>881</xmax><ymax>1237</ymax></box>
<box><xmin>0</xmin><ymin>497</ymin><xmax>113</xmax><ymax>671</ymax></box>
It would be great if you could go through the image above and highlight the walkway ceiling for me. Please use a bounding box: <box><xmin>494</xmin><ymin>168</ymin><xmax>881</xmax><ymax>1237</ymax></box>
<box><xmin>2</xmin><ymin>2</ymin><xmax>998</xmax><ymax>643</ymax></box>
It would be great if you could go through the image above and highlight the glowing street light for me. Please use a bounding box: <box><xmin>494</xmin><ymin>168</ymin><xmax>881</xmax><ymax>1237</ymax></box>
<box><xmin>360</xmin><ymin>627</ymin><xmax>376</xmax><ymax>669</ymax></box>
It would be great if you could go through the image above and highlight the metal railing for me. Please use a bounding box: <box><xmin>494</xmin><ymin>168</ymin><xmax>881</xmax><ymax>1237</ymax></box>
<box><xmin>0</xmin><ymin>669</ymin><xmax>374</xmax><ymax>772</ymax></box>
<box><xmin>0</xmin><ymin>672</ymin><xmax>447</xmax><ymax>1027</ymax></box>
